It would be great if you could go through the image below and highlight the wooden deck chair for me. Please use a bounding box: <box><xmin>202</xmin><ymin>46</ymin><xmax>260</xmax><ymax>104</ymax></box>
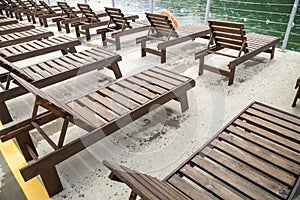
<box><xmin>52</xmin><ymin>1</ymin><xmax>80</xmax><ymax>33</ymax></box>
<box><xmin>0</xmin><ymin>46</ymin><xmax>121</xmax><ymax>124</ymax></box>
<box><xmin>0</xmin><ymin>17</ymin><xmax>18</xmax><ymax>26</ymax></box>
<box><xmin>0</xmin><ymin>23</ymin><xmax>35</xmax><ymax>35</ymax></box>
<box><xmin>0</xmin><ymin>66</ymin><xmax>195</xmax><ymax>197</ymax></box>
<box><xmin>38</xmin><ymin>0</ymin><xmax>62</xmax><ymax>27</ymax></box>
<box><xmin>104</xmin><ymin>101</ymin><xmax>300</xmax><ymax>200</ymax></box>
<box><xmin>195</xmin><ymin>20</ymin><xmax>280</xmax><ymax>85</ymax></box>
<box><xmin>0</xmin><ymin>28</ymin><xmax>53</xmax><ymax>48</ymax></box>
<box><xmin>71</xmin><ymin>3</ymin><xmax>110</xmax><ymax>41</ymax></box>
<box><xmin>14</xmin><ymin>0</ymin><xmax>37</xmax><ymax>23</ymax></box>
<box><xmin>97</xmin><ymin>7</ymin><xmax>149</xmax><ymax>50</ymax></box>
<box><xmin>136</xmin><ymin>12</ymin><xmax>210</xmax><ymax>63</ymax></box>
<box><xmin>292</xmin><ymin>77</ymin><xmax>300</xmax><ymax>107</ymax></box>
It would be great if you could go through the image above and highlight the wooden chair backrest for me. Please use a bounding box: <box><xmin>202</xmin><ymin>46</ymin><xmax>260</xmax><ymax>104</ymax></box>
<box><xmin>15</xmin><ymin>0</ymin><xmax>28</xmax><ymax>9</ymax></box>
<box><xmin>9</xmin><ymin>73</ymin><xmax>90</xmax><ymax>126</ymax></box>
<box><xmin>103</xmin><ymin>160</ymin><xmax>189</xmax><ymax>200</ymax></box>
<box><xmin>208</xmin><ymin>20</ymin><xmax>248</xmax><ymax>54</ymax></box>
<box><xmin>77</xmin><ymin>3</ymin><xmax>99</xmax><ymax>23</ymax></box>
<box><xmin>57</xmin><ymin>2</ymin><xmax>78</xmax><ymax>18</ymax></box>
<box><xmin>105</xmin><ymin>7</ymin><xmax>130</xmax><ymax>30</ymax></box>
<box><xmin>27</xmin><ymin>0</ymin><xmax>42</xmax><ymax>11</ymax></box>
<box><xmin>39</xmin><ymin>0</ymin><xmax>54</xmax><ymax>13</ymax></box>
<box><xmin>0</xmin><ymin>57</ymin><xmax>33</xmax><ymax>82</ymax></box>
<box><xmin>145</xmin><ymin>12</ymin><xmax>178</xmax><ymax>38</ymax></box>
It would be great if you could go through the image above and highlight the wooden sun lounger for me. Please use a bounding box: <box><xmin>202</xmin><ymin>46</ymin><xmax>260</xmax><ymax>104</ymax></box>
<box><xmin>71</xmin><ymin>3</ymin><xmax>110</xmax><ymax>41</ymax></box>
<box><xmin>0</xmin><ymin>17</ymin><xmax>18</xmax><ymax>26</ymax></box>
<box><xmin>136</xmin><ymin>12</ymin><xmax>210</xmax><ymax>63</ymax></box>
<box><xmin>0</xmin><ymin>35</ymin><xmax>80</xmax><ymax>62</ymax></box>
<box><xmin>14</xmin><ymin>0</ymin><xmax>38</xmax><ymax>23</ymax></box>
<box><xmin>0</xmin><ymin>66</ymin><xmax>195</xmax><ymax>197</ymax></box>
<box><xmin>195</xmin><ymin>20</ymin><xmax>280</xmax><ymax>85</ymax></box>
<box><xmin>37</xmin><ymin>0</ymin><xmax>63</xmax><ymax>27</ymax></box>
<box><xmin>104</xmin><ymin>101</ymin><xmax>300</xmax><ymax>200</ymax></box>
<box><xmin>0</xmin><ymin>23</ymin><xmax>34</xmax><ymax>35</ymax></box>
<box><xmin>0</xmin><ymin>46</ymin><xmax>121</xmax><ymax>124</ymax></box>
<box><xmin>96</xmin><ymin>7</ymin><xmax>149</xmax><ymax>50</ymax></box>
<box><xmin>292</xmin><ymin>77</ymin><xmax>300</xmax><ymax>107</ymax></box>
<box><xmin>0</xmin><ymin>28</ymin><xmax>53</xmax><ymax>48</ymax></box>
<box><xmin>52</xmin><ymin>2</ymin><xmax>105</xmax><ymax>34</ymax></box>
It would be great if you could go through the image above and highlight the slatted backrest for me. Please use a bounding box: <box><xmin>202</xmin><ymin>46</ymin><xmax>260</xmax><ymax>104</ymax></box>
<box><xmin>57</xmin><ymin>2</ymin><xmax>78</xmax><ymax>18</ymax></box>
<box><xmin>103</xmin><ymin>160</ymin><xmax>189</xmax><ymax>200</ymax></box>
<box><xmin>105</xmin><ymin>7</ymin><xmax>130</xmax><ymax>30</ymax></box>
<box><xmin>77</xmin><ymin>3</ymin><xmax>99</xmax><ymax>23</ymax></box>
<box><xmin>39</xmin><ymin>0</ymin><xmax>55</xmax><ymax>13</ymax></box>
<box><xmin>0</xmin><ymin>57</ymin><xmax>33</xmax><ymax>82</ymax></box>
<box><xmin>145</xmin><ymin>12</ymin><xmax>178</xmax><ymax>38</ymax></box>
<box><xmin>9</xmin><ymin>73</ymin><xmax>92</xmax><ymax>127</ymax></box>
<box><xmin>208</xmin><ymin>20</ymin><xmax>248</xmax><ymax>53</ymax></box>
<box><xmin>15</xmin><ymin>0</ymin><xmax>28</xmax><ymax>9</ymax></box>
<box><xmin>27</xmin><ymin>0</ymin><xmax>42</xmax><ymax>11</ymax></box>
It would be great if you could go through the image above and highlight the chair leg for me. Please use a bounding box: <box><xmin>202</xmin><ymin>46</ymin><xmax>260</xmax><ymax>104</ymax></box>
<box><xmin>129</xmin><ymin>191</ymin><xmax>137</xmax><ymax>200</ymax></box>
<box><xmin>161</xmin><ymin>49</ymin><xmax>166</xmax><ymax>63</ymax></box>
<box><xmin>65</xmin><ymin>24</ymin><xmax>70</xmax><ymax>33</ymax></box>
<box><xmin>198</xmin><ymin>55</ymin><xmax>205</xmax><ymax>76</ymax></box>
<box><xmin>40</xmin><ymin>166</ymin><xmax>63</xmax><ymax>197</ymax></box>
<box><xmin>43</xmin><ymin>19</ymin><xmax>48</xmax><ymax>27</ymax></box>
<box><xmin>15</xmin><ymin>131</ymin><xmax>38</xmax><ymax>162</ymax></box>
<box><xmin>74</xmin><ymin>25</ymin><xmax>80</xmax><ymax>37</ymax></box>
<box><xmin>292</xmin><ymin>87</ymin><xmax>300</xmax><ymax>107</ymax></box>
<box><xmin>109</xmin><ymin>63</ymin><xmax>122</xmax><ymax>79</ymax></box>
<box><xmin>85</xmin><ymin>29</ymin><xmax>91</xmax><ymax>41</ymax></box>
<box><xmin>228</xmin><ymin>67</ymin><xmax>236</xmax><ymax>86</ymax></box>
<box><xmin>0</xmin><ymin>102</ymin><xmax>12</xmax><ymax>124</ymax></box>
<box><xmin>177</xmin><ymin>92</ymin><xmax>189</xmax><ymax>112</ymax></box>
<box><xmin>56</xmin><ymin>21</ymin><xmax>62</xmax><ymax>31</ymax></box>
<box><xmin>270</xmin><ymin>46</ymin><xmax>275</xmax><ymax>59</ymax></box>
<box><xmin>115</xmin><ymin>37</ymin><xmax>121</xmax><ymax>51</ymax></box>
<box><xmin>141</xmin><ymin>40</ymin><xmax>146</xmax><ymax>57</ymax></box>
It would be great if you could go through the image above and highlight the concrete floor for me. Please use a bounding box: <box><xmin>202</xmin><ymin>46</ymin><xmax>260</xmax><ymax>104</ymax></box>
<box><xmin>0</xmin><ymin>17</ymin><xmax>300</xmax><ymax>200</ymax></box>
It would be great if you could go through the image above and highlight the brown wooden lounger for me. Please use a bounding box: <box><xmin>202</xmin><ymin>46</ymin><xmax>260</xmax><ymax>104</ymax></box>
<box><xmin>97</xmin><ymin>7</ymin><xmax>148</xmax><ymax>50</ymax></box>
<box><xmin>0</xmin><ymin>17</ymin><xmax>18</xmax><ymax>26</ymax></box>
<box><xmin>0</xmin><ymin>66</ymin><xmax>195</xmax><ymax>197</ymax></box>
<box><xmin>292</xmin><ymin>77</ymin><xmax>300</xmax><ymax>107</ymax></box>
<box><xmin>0</xmin><ymin>46</ymin><xmax>121</xmax><ymax>124</ymax></box>
<box><xmin>195</xmin><ymin>20</ymin><xmax>280</xmax><ymax>85</ymax></box>
<box><xmin>71</xmin><ymin>3</ymin><xmax>110</xmax><ymax>41</ymax></box>
<box><xmin>37</xmin><ymin>0</ymin><xmax>63</xmax><ymax>27</ymax></box>
<box><xmin>0</xmin><ymin>35</ymin><xmax>80</xmax><ymax>62</ymax></box>
<box><xmin>104</xmin><ymin>101</ymin><xmax>300</xmax><ymax>200</ymax></box>
<box><xmin>0</xmin><ymin>23</ymin><xmax>34</xmax><ymax>35</ymax></box>
<box><xmin>136</xmin><ymin>12</ymin><xmax>210</xmax><ymax>63</ymax></box>
<box><xmin>0</xmin><ymin>28</ymin><xmax>53</xmax><ymax>48</ymax></box>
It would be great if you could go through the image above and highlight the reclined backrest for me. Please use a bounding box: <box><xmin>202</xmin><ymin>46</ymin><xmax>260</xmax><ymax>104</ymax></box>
<box><xmin>77</xmin><ymin>3</ymin><xmax>99</xmax><ymax>23</ymax></box>
<box><xmin>145</xmin><ymin>12</ymin><xmax>178</xmax><ymax>39</ymax></box>
<box><xmin>208</xmin><ymin>20</ymin><xmax>248</xmax><ymax>54</ymax></box>
<box><xmin>39</xmin><ymin>0</ymin><xmax>55</xmax><ymax>13</ymax></box>
<box><xmin>105</xmin><ymin>7</ymin><xmax>131</xmax><ymax>30</ymax></box>
<box><xmin>57</xmin><ymin>2</ymin><xmax>78</xmax><ymax>18</ymax></box>
<box><xmin>0</xmin><ymin>57</ymin><xmax>33</xmax><ymax>82</ymax></box>
<box><xmin>9</xmin><ymin>73</ymin><xmax>92</xmax><ymax>127</ymax></box>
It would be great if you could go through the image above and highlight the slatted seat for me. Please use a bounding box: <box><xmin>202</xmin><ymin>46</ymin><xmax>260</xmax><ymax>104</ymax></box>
<box><xmin>0</xmin><ymin>23</ymin><xmax>34</xmax><ymax>35</ymax></box>
<box><xmin>136</xmin><ymin>12</ymin><xmax>210</xmax><ymax>63</ymax></box>
<box><xmin>195</xmin><ymin>20</ymin><xmax>280</xmax><ymax>85</ymax></box>
<box><xmin>0</xmin><ymin>17</ymin><xmax>18</xmax><ymax>26</ymax></box>
<box><xmin>71</xmin><ymin>3</ymin><xmax>110</xmax><ymax>41</ymax></box>
<box><xmin>0</xmin><ymin>28</ymin><xmax>53</xmax><ymax>48</ymax></box>
<box><xmin>0</xmin><ymin>46</ymin><xmax>121</xmax><ymax>124</ymax></box>
<box><xmin>0</xmin><ymin>35</ymin><xmax>80</xmax><ymax>62</ymax></box>
<box><xmin>96</xmin><ymin>7</ymin><xmax>149</xmax><ymax>50</ymax></box>
<box><xmin>292</xmin><ymin>77</ymin><xmax>300</xmax><ymax>107</ymax></box>
<box><xmin>104</xmin><ymin>101</ymin><xmax>300</xmax><ymax>200</ymax></box>
<box><xmin>0</xmin><ymin>66</ymin><xmax>195</xmax><ymax>197</ymax></box>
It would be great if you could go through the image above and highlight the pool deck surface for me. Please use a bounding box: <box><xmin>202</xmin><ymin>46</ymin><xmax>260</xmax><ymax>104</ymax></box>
<box><xmin>0</xmin><ymin>18</ymin><xmax>300</xmax><ymax>200</ymax></box>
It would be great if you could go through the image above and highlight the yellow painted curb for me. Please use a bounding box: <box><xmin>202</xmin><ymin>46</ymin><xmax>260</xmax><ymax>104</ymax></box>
<box><xmin>0</xmin><ymin>121</ymin><xmax>51</xmax><ymax>200</ymax></box>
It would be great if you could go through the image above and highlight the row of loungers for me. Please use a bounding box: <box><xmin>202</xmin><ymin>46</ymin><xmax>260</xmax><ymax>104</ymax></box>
<box><xmin>0</xmin><ymin>7</ymin><xmax>298</xmax><ymax>199</ymax></box>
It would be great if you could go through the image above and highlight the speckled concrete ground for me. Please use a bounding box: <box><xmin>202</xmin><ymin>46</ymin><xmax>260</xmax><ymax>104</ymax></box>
<box><xmin>1</xmin><ymin>17</ymin><xmax>300</xmax><ymax>200</ymax></box>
